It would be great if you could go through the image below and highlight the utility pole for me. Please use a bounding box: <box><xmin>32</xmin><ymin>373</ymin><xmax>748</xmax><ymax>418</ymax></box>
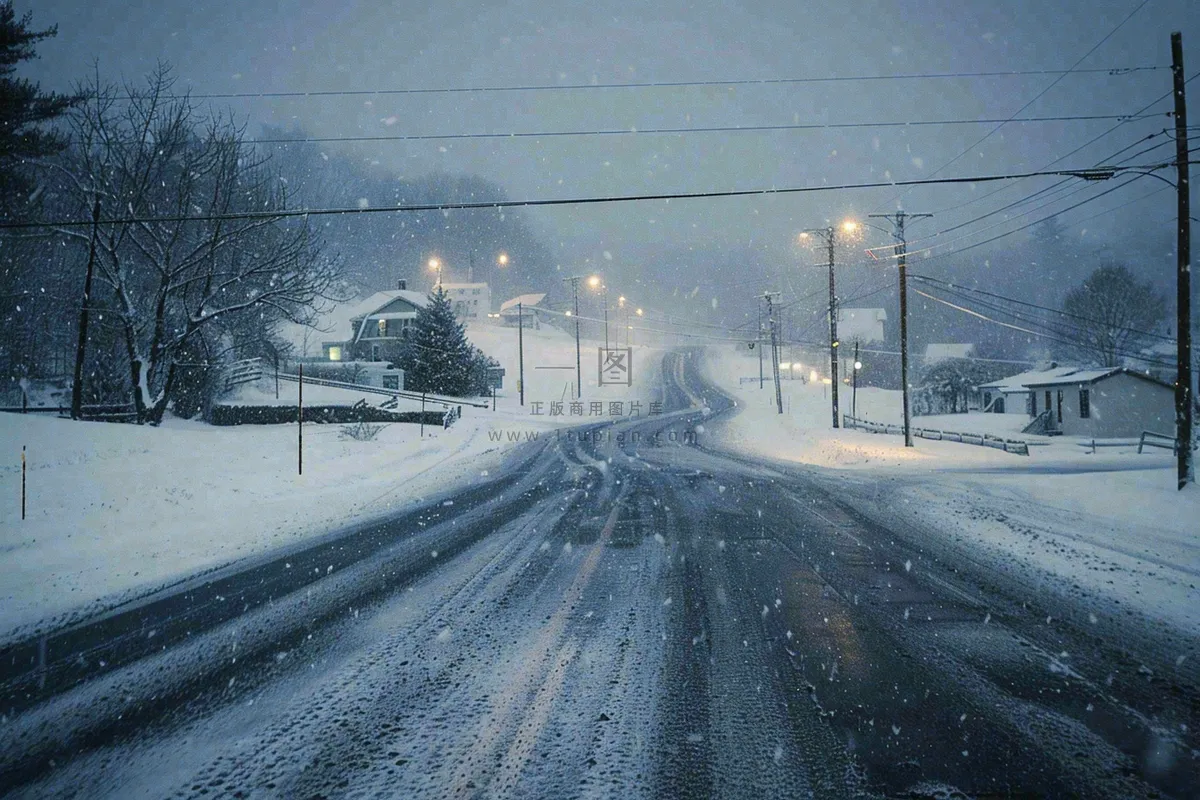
<box><xmin>870</xmin><ymin>211</ymin><xmax>933</xmax><ymax>448</ymax></box>
<box><xmin>827</xmin><ymin>229</ymin><xmax>839</xmax><ymax>427</ymax></box>
<box><xmin>70</xmin><ymin>197</ymin><xmax>101</xmax><ymax>420</ymax></box>
<box><xmin>563</xmin><ymin>276</ymin><xmax>583</xmax><ymax>398</ymax></box>
<box><xmin>766</xmin><ymin>292</ymin><xmax>783</xmax><ymax>414</ymax></box>
<box><xmin>757</xmin><ymin>303</ymin><xmax>764</xmax><ymax>389</ymax></box>
<box><xmin>518</xmin><ymin>301</ymin><xmax>525</xmax><ymax>406</ymax></box>
<box><xmin>602</xmin><ymin>286</ymin><xmax>610</xmax><ymax>349</ymax></box>
<box><xmin>1171</xmin><ymin>31</ymin><xmax>1193</xmax><ymax>489</ymax></box>
<box><xmin>852</xmin><ymin>340</ymin><xmax>860</xmax><ymax>420</ymax></box>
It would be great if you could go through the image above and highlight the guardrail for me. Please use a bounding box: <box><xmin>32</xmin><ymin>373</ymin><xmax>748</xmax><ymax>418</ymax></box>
<box><xmin>1137</xmin><ymin>430</ymin><xmax>1178</xmax><ymax>455</ymax></box>
<box><xmin>844</xmin><ymin>414</ymin><xmax>1030</xmax><ymax>456</ymax></box>
<box><xmin>277</xmin><ymin>372</ymin><xmax>488</xmax><ymax>409</ymax></box>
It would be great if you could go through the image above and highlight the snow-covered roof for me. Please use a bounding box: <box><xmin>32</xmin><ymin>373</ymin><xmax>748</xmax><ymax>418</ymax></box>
<box><xmin>978</xmin><ymin>366</ymin><xmax>1080</xmax><ymax>392</ymax></box>
<box><xmin>344</xmin><ymin>290</ymin><xmax>429</xmax><ymax>323</ymax></box>
<box><xmin>923</xmin><ymin>343</ymin><xmax>975</xmax><ymax>363</ymax></box>
<box><xmin>1021</xmin><ymin>367</ymin><xmax>1172</xmax><ymax>389</ymax></box>
<box><xmin>499</xmin><ymin>293</ymin><xmax>548</xmax><ymax>313</ymax></box>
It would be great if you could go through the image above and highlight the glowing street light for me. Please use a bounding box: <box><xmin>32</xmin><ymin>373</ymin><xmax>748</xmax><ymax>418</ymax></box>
<box><xmin>428</xmin><ymin>257</ymin><xmax>443</xmax><ymax>287</ymax></box>
<box><xmin>497</xmin><ymin>252</ymin><xmax>509</xmax><ymax>266</ymax></box>
<box><xmin>636</xmin><ymin>308</ymin><xmax>643</xmax><ymax>316</ymax></box>
<box><xmin>587</xmin><ymin>275</ymin><xmax>601</xmax><ymax>288</ymax></box>
<box><xmin>854</xmin><ymin>361</ymin><xmax>863</xmax><ymax>370</ymax></box>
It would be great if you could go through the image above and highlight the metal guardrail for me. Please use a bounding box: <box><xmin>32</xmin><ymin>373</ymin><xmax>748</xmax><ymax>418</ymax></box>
<box><xmin>844</xmin><ymin>414</ymin><xmax>1030</xmax><ymax>456</ymax></box>
<box><xmin>277</xmin><ymin>372</ymin><xmax>488</xmax><ymax>409</ymax></box>
<box><xmin>1138</xmin><ymin>430</ymin><xmax>1178</xmax><ymax>455</ymax></box>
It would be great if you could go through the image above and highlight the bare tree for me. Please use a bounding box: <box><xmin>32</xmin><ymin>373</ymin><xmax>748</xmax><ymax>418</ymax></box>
<box><xmin>1061</xmin><ymin>262</ymin><xmax>1165</xmax><ymax>368</ymax></box>
<box><xmin>56</xmin><ymin>65</ymin><xmax>340</xmax><ymax>423</ymax></box>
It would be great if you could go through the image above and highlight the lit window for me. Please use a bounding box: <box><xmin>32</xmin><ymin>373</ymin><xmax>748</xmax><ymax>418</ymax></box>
<box><xmin>328</xmin><ymin>346</ymin><xmax>342</xmax><ymax>362</ymax></box>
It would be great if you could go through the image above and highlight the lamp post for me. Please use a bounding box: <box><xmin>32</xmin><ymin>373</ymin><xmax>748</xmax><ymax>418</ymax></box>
<box><xmin>428</xmin><ymin>257</ymin><xmax>443</xmax><ymax>288</ymax></box>
<box><xmin>852</xmin><ymin>341</ymin><xmax>862</xmax><ymax>421</ymax></box>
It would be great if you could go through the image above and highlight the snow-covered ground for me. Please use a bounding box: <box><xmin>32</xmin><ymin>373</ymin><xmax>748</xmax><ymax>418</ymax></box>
<box><xmin>702</xmin><ymin>345</ymin><xmax>1200</xmax><ymax>638</ymax></box>
<box><xmin>0</xmin><ymin>322</ymin><xmax>663</xmax><ymax>643</ymax></box>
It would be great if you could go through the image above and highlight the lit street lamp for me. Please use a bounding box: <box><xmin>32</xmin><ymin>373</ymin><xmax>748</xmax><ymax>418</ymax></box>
<box><xmin>428</xmin><ymin>257</ymin><xmax>443</xmax><ymax>287</ymax></box>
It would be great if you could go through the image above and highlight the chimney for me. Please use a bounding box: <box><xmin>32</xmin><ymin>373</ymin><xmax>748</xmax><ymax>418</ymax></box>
<box><xmin>397</xmin><ymin>279</ymin><xmax>407</xmax><ymax>290</ymax></box>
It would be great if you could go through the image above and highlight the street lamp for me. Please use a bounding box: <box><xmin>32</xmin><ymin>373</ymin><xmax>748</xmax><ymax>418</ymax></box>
<box><xmin>497</xmin><ymin>252</ymin><xmax>509</xmax><ymax>267</ymax></box>
<box><xmin>428</xmin><ymin>257</ymin><xmax>442</xmax><ymax>287</ymax></box>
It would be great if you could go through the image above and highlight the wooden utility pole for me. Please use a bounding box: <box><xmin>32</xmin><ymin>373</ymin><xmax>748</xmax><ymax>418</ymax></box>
<box><xmin>562</xmin><ymin>276</ymin><xmax>583</xmax><ymax>398</ymax></box>
<box><xmin>518</xmin><ymin>301</ymin><xmax>525</xmax><ymax>407</ymax></box>
<box><xmin>1171</xmin><ymin>32</ymin><xmax>1193</xmax><ymax>489</ymax></box>
<box><xmin>758</xmin><ymin>303</ymin><xmax>764</xmax><ymax>389</ymax></box>
<box><xmin>70</xmin><ymin>198</ymin><xmax>101</xmax><ymax>420</ymax></box>
<box><xmin>826</xmin><ymin>229</ymin><xmax>840</xmax><ymax>428</ymax></box>
<box><xmin>766</xmin><ymin>292</ymin><xmax>783</xmax><ymax>414</ymax></box>
<box><xmin>870</xmin><ymin>211</ymin><xmax>932</xmax><ymax>448</ymax></box>
<box><xmin>852</xmin><ymin>340</ymin><xmax>860</xmax><ymax>420</ymax></box>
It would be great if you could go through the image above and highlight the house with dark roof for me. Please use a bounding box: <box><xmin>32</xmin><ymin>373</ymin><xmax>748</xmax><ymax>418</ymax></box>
<box><xmin>321</xmin><ymin>281</ymin><xmax>430</xmax><ymax>365</ymax></box>
<box><xmin>1022</xmin><ymin>367</ymin><xmax>1176</xmax><ymax>438</ymax></box>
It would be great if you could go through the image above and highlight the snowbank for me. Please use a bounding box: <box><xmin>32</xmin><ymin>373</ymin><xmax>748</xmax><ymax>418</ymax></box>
<box><xmin>0</xmin><ymin>323</ymin><xmax>665</xmax><ymax>642</ymax></box>
<box><xmin>701</xmin><ymin>345</ymin><xmax>1200</xmax><ymax>637</ymax></box>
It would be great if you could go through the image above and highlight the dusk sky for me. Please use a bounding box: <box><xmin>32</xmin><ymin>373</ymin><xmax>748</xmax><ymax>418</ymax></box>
<box><xmin>19</xmin><ymin>0</ymin><xmax>1198</xmax><ymax>289</ymax></box>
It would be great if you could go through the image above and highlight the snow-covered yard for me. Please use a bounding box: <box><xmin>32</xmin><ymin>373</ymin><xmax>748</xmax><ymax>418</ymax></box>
<box><xmin>0</xmin><ymin>323</ymin><xmax>664</xmax><ymax>643</ymax></box>
<box><xmin>702</xmin><ymin>345</ymin><xmax>1200</xmax><ymax>638</ymax></box>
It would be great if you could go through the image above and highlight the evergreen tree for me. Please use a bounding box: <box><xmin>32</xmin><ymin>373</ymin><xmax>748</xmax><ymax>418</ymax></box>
<box><xmin>400</xmin><ymin>287</ymin><xmax>475</xmax><ymax>396</ymax></box>
<box><xmin>0</xmin><ymin>1</ymin><xmax>81</xmax><ymax>218</ymax></box>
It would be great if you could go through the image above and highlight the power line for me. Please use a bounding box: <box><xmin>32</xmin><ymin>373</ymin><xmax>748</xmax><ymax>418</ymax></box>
<box><xmin>151</xmin><ymin>67</ymin><xmax>1167</xmax><ymax>101</ymax></box>
<box><xmin>246</xmin><ymin>114</ymin><xmax>1160</xmax><ymax>146</ymax></box>
<box><xmin>5</xmin><ymin>162</ymin><xmax>1175</xmax><ymax>231</ymax></box>
<box><xmin>871</xmin><ymin>0</ymin><xmax>1153</xmax><ymax>214</ymax></box>
<box><xmin>911</xmin><ymin>286</ymin><xmax>1176</xmax><ymax>369</ymax></box>
<box><xmin>910</xmin><ymin>274</ymin><xmax>1175</xmax><ymax>342</ymax></box>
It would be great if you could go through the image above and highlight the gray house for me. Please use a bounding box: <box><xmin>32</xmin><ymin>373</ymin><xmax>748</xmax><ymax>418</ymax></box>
<box><xmin>1024</xmin><ymin>367</ymin><xmax>1175</xmax><ymax>438</ymax></box>
<box><xmin>322</xmin><ymin>282</ymin><xmax>430</xmax><ymax>365</ymax></box>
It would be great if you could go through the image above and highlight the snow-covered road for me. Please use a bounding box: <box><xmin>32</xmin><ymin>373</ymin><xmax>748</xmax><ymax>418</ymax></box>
<box><xmin>1</xmin><ymin>351</ymin><xmax>1195</xmax><ymax>799</ymax></box>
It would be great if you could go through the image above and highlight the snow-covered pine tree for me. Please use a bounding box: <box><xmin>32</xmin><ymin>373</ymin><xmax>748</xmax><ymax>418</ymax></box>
<box><xmin>401</xmin><ymin>287</ymin><xmax>475</xmax><ymax>396</ymax></box>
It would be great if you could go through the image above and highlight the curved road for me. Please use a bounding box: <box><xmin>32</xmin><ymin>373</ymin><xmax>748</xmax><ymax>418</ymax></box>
<box><xmin>1</xmin><ymin>350</ymin><xmax>1196</xmax><ymax>798</ymax></box>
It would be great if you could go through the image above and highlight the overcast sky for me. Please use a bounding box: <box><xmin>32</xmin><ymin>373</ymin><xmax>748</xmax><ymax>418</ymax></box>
<box><xmin>19</xmin><ymin>0</ymin><xmax>1199</xmax><ymax>293</ymax></box>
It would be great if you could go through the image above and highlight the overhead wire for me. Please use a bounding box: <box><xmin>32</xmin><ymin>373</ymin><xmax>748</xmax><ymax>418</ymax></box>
<box><xmin>6</xmin><ymin>161</ymin><xmax>1178</xmax><ymax>231</ymax></box>
<box><xmin>869</xmin><ymin>0</ymin><xmax>1153</xmax><ymax>214</ymax></box>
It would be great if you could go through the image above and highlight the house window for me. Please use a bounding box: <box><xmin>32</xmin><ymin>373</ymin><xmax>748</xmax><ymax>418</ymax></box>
<box><xmin>371</xmin><ymin>344</ymin><xmax>380</xmax><ymax>361</ymax></box>
<box><xmin>382</xmin><ymin>374</ymin><xmax>400</xmax><ymax>390</ymax></box>
<box><xmin>1079</xmin><ymin>389</ymin><xmax>1090</xmax><ymax>418</ymax></box>
<box><xmin>472</xmin><ymin>288</ymin><xmax>481</xmax><ymax>295</ymax></box>
<box><xmin>1056</xmin><ymin>390</ymin><xmax>1063</xmax><ymax>423</ymax></box>
<box><xmin>328</xmin><ymin>346</ymin><xmax>343</xmax><ymax>362</ymax></box>
<box><xmin>1026</xmin><ymin>394</ymin><xmax>1034</xmax><ymax>416</ymax></box>
<box><xmin>377</xmin><ymin>319</ymin><xmax>387</xmax><ymax>338</ymax></box>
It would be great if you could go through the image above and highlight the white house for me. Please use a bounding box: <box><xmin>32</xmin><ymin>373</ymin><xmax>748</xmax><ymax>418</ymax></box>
<box><xmin>977</xmin><ymin>365</ymin><xmax>1078</xmax><ymax>414</ymax></box>
<box><xmin>439</xmin><ymin>282</ymin><xmax>490</xmax><ymax>321</ymax></box>
<box><xmin>499</xmin><ymin>293</ymin><xmax>549</xmax><ymax>328</ymax></box>
<box><xmin>837</xmin><ymin>308</ymin><xmax>887</xmax><ymax>344</ymax></box>
<box><xmin>1023</xmin><ymin>367</ymin><xmax>1176</xmax><ymax>438</ymax></box>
